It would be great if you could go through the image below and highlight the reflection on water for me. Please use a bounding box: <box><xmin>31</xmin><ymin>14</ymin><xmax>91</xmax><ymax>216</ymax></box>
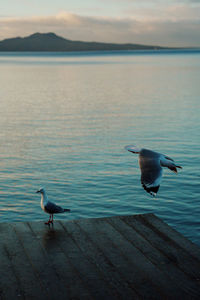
<box><xmin>0</xmin><ymin>51</ymin><xmax>200</xmax><ymax>245</ymax></box>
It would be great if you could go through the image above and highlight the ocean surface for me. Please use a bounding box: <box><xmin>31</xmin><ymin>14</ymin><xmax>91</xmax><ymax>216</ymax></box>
<box><xmin>0</xmin><ymin>50</ymin><xmax>199</xmax><ymax>245</ymax></box>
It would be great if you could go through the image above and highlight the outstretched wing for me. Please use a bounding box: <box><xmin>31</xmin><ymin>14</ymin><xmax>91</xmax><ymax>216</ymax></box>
<box><xmin>45</xmin><ymin>201</ymin><xmax>65</xmax><ymax>214</ymax></box>
<box><xmin>139</xmin><ymin>150</ymin><xmax>163</xmax><ymax>196</ymax></box>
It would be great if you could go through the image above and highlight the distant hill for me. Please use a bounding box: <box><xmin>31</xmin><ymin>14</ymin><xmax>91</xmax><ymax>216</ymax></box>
<box><xmin>0</xmin><ymin>32</ymin><xmax>167</xmax><ymax>52</ymax></box>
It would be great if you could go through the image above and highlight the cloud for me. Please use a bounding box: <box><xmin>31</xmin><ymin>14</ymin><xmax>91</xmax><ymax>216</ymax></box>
<box><xmin>0</xmin><ymin>10</ymin><xmax>199</xmax><ymax>47</ymax></box>
<box><xmin>123</xmin><ymin>1</ymin><xmax>200</xmax><ymax>20</ymax></box>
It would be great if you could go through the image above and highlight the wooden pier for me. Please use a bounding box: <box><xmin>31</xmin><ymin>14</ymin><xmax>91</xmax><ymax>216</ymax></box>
<box><xmin>1</xmin><ymin>213</ymin><xmax>200</xmax><ymax>299</ymax></box>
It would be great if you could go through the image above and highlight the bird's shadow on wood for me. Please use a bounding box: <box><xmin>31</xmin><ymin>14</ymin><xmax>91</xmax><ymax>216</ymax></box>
<box><xmin>42</xmin><ymin>224</ymin><xmax>65</xmax><ymax>251</ymax></box>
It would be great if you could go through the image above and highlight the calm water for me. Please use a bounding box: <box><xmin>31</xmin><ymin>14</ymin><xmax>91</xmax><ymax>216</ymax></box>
<box><xmin>0</xmin><ymin>50</ymin><xmax>200</xmax><ymax>244</ymax></box>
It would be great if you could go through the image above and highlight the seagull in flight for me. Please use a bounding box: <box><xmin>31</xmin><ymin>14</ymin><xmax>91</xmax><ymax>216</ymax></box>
<box><xmin>125</xmin><ymin>145</ymin><xmax>182</xmax><ymax>196</ymax></box>
<box><xmin>36</xmin><ymin>188</ymin><xmax>71</xmax><ymax>224</ymax></box>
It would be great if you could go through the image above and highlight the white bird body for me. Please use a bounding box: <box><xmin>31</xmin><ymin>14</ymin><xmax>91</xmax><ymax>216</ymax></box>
<box><xmin>40</xmin><ymin>189</ymin><xmax>48</xmax><ymax>213</ymax></box>
<box><xmin>37</xmin><ymin>188</ymin><xmax>70</xmax><ymax>224</ymax></box>
<box><xmin>125</xmin><ymin>145</ymin><xmax>182</xmax><ymax>196</ymax></box>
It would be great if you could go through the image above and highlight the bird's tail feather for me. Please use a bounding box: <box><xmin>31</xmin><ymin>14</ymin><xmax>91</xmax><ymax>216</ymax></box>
<box><xmin>168</xmin><ymin>165</ymin><xmax>182</xmax><ymax>173</ymax></box>
<box><xmin>64</xmin><ymin>209</ymin><xmax>71</xmax><ymax>212</ymax></box>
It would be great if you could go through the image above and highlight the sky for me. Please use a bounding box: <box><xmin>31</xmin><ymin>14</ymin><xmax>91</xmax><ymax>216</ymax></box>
<box><xmin>0</xmin><ymin>0</ymin><xmax>200</xmax><ymax>47</ymax></box>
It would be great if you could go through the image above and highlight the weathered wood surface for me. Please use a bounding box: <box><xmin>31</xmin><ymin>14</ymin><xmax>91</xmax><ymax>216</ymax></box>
<box><xmin>1</xmin><ymin>213</ymin><xmax>200</xmax><ymax>300</ymax></box>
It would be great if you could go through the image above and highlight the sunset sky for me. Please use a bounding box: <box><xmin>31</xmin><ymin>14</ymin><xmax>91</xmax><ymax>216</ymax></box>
<box><xmin>1</xmin><ymin>0</ymin><xmax>200</xmax><ymax>47</ymax></box>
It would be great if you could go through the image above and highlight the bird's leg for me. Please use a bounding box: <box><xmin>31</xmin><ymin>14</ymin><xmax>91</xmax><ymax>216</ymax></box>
<box><xmin>45</xmin><ymin>214</ymin><xmax>51</xmax><ymax>225</ymax></box>
<box><xmin>49</xmin><ymin>214</ymin><xmax>53</xmax><ymax>224</ymax></box>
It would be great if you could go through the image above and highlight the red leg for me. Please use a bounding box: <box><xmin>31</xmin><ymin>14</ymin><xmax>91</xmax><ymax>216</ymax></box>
<box><xmin>45</xmin><ymin>214</ymin><xmax>51</xmax><ymax>225</ymax></box>
<box><xmin>49</xmin><ymin>214</ymin><xmax>53</xmax><ymax>224</ymax></box>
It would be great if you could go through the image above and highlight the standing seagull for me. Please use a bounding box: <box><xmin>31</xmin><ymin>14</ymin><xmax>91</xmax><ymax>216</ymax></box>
<box><xmin>36</xmin><ymin>188</ymin><xmax>71</xmax><ymax>224</ymax></box>
<box><xmin>125</xmin><ymin>145</ymin><xmax>182</xmax><ymax>196</ymax></box>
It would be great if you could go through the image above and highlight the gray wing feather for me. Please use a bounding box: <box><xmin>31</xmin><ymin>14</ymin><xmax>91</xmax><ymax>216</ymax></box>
<box><xmin>140</xmin><ymin>156</ymin><xmax>162</xmax><ymax>185</ymax></box>
<box><xmin>45</xmin><ymin>201</ymin><xmax>64</xmax><ymax>214</ymax></box>
<box><xmin>139</xmin><ymin>149</ymin><xmax>163</xmax><ymax>194</ymax></box>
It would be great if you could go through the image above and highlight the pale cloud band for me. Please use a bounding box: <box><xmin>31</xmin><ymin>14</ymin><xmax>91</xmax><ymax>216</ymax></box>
<box><xmin>0</xmin><ymin>10</ymin><xmax>200</xmax><ymax>47</ymax></box>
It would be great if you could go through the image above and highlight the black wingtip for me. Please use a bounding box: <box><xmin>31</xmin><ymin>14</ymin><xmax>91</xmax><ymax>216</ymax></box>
<box><xmin>64</xmin><ymin>209</ymin><xmax>71</xmax><ymax>212</ymax></box>
<box><xmin>142</xmin><ymin>184</ymin><xmax>160</xmax><ymax>196</ymax></box>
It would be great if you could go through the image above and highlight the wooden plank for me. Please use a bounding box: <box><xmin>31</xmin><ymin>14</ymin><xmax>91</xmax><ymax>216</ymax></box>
<box><xmin>14</xmin><ymin>221</ymin><xmax>74</xmax><ymax>300</ymax></box>
<box><xmin>131</xmin><ymin>214</ymin><xmax>200</xmax><ymax>279</ymax></box>
<box><xmin>59</xmin><ymin>220</ymin><xmax>139</xmax><ymax>300</ymax></box>
<box><xmin>26</xmin><ymin>221</ymin><xmax>92</xmax><ymax>300</ymax></box>
<box><xmin>43</xmin><ymin>221</ymin><xmax>120</xmax><ymax>300</ymax></box>
<box><xmin>121</xmin><ymin>214</ymin><xmax>200</xmax><ymax>298</ymax></box>
<box><xmin>142</xmin><ymin>213</ymin><xmax>200</xmax><ymax>261</ymax></box>
<box><xmin>1</xmin><ymin>213</ymin><xmax>200</xmax><ymax>300</ymax></box>
<box><xmin>0</xmin><ymin>235</ymin><xmax>24</xmax><ymax>300</ymax></box>
<box><xmin>74</xmin><ymin>217</ymin><xmax>168</xmax><ymax>299</ymax></box>
<box><xmin>0</xmin><ymin>223</ymin><xmax>46</xmax><ymax>300</ymax></box>
<box><xmin>108</xmin><ymin>215</ymin><xmax>200</xmax><ymax>299</ymax></box>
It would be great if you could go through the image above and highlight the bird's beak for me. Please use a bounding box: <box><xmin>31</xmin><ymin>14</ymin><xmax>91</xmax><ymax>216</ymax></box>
<box><xmin>36</xmin><ymin>190</ymin><xmax>40</xmax><ymax>193</ymax></box>
<box><xmin>124</xmin><ymin>145</ymin><xmax>140</xmax><ymax>154</ymax></box>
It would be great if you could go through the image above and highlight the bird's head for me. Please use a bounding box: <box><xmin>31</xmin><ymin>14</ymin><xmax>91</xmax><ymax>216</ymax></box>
<box><xmin>36</xmin><ymin>188</ymin><xmax>45</xmax><ymax>194</ymax></box>
<box><xmin>125</xmin><ymin>145</ymin><xmax>141</xmax><ymax>154</ymax></box>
